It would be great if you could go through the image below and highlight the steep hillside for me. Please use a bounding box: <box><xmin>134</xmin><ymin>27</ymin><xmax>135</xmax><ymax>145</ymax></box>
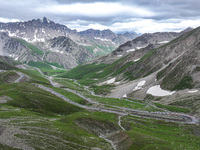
<box><xmin>0</xmin><ymin>32</ymin><xmax>42</xmax><ymax>62</ymax></box>
<box><xmin>61</xmin><ymin>27</ymin><xmax>200</xmax><ymax>116</ymax></box>
<box><xmin>0</xmin><ymin>50</ymin><xmax>199</xmax><ymax>150</ymax></box>
<box><xmin>41</xmin><ymin>36</ymin><xmax>94</xmax><ymax>69</ymax></box>
<box><xmin>114</xmin><ymin>32</ymin><xmax>180</xmax><ymax>55</ymax></box>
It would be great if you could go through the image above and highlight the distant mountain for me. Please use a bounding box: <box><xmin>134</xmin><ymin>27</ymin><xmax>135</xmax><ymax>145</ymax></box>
<box><xmin>42</xmin><ymin>36</ymin><xmax>94</xmax><ymax>69</ymax></box>
<box><xmin>0</xmin><ymin>32</ymin><xmax>42</xmax><ymax>62</ymax></box>
<box><xmin>79</xmin><ymin>29</ymin><xmax>138</xmax><ymax>45</ymax></box>
<box><xmin>113</xmin><ymin>32</ymin><xmax>180</xmax><ymax>55</ymax></box>
<box><xmin>0</xmin><ymin>32</ymin><xmax>93</xmax><ymax>69</ymax></box>
<box><xmin>180</xmin><ymin>27</ymin><xmax>193</xmax><ymax>34</ymax></box>
<box><xmin>0</xmin><ymin>17</ymin><xmax>80</xmax><ymax>43</ymax></box>
<box><xmin>0</xmin><ymin>17</ymin><xmax>138</xmax><ymax>58</ymax></box>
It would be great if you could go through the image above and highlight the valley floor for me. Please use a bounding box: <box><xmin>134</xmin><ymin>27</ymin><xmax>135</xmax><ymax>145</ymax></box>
<box><xmin>0</xmin><ymin>67</ymin><xmax>200</xmax><ymax>150</ymax></box>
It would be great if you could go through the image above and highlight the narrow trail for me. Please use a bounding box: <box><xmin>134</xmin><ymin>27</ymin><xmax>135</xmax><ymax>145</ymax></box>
<box><xmin>118</xmin><ymin>116</ymin><xmax>125</xmax><ymax>131</ymax></box>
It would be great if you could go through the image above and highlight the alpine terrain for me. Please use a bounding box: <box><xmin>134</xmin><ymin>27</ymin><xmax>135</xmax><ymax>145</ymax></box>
<box><xmin>0</xmin><ymin>17</ymin><xmax>199</xmax><ymax>150</ymax></box>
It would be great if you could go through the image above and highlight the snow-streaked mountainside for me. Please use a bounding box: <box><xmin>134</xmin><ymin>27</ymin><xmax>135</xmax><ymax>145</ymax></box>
<box><xmin>79</xmin><ymin>29</ymin><xmax>138</xmax><ymax>45</ymax></box>
<box><xmin>0</xmin><ymin>31</ymin><xmax>94</xmax><ymax>69</ymax></box>
<box><xmin>113</xmin><ymin>32</ymin><xmax>182</xmax><ymax>55</ymax></box>
<box><xmin>0</xmin><ymin>17</ymin><xmax>78</xmax><ymax>43</ymax></box>
<box><xmin>63</xmin><ymin>26</ymin><xmax>200</xmax><ymax>115</ymax></box>
<box><xmin>88</xmin><ymin>30</ymin><xmax>190</xmax><ymax>65</ymax></box>
<box><xmin>42</xmin><ymin>36</ymin><xmax>94</xmax><ymax>69</ymax></box>
<box><xmin>0</xmin><ymin>32</ymin><xmax>41</xmax><ymax>62</ymax></box>
<box><xmin>0</xmin><ymin>17</ymin><xmax>134</xmax><ymax>69</ymax></box>
<box><xmin>0</xmin><ymin>17</ymin><xmax>138</xmax><ymax>57</ymax></box>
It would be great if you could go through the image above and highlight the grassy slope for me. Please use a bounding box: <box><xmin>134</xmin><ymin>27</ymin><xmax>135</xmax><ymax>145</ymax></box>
<box><xmin>27</xmin><ymin>61</ymin><xmax>67</xmax><ymax>76</ymax></box>
<box><xmin>124</xmin><ymin>116</ymin><xmax>200</xmax><ymax>150</ymax></box>
<box><xmin>0</xmin><ymin>67</ymin><xmax>199</xmax><ymax>149</ymax></box>
<box><xmin>15</xmin><ymin>38</ymin><xmax>44</xmax><ymax>56</ymax></box>
<box><xmin>0</xmin><ymin>82</ymin><xmax>115</xmax><ymax>149</ymax></box>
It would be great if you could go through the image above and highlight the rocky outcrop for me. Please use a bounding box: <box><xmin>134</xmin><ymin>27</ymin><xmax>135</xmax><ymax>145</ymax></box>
<box><xmin>0</xmin><ymin>32</ymin><xmax>41</xmax><ymax>62</ymax></box>
<box><xmin>43</xmin><ymin>36</ymin><xmax>94</xmax><ymax>69</ymax></box>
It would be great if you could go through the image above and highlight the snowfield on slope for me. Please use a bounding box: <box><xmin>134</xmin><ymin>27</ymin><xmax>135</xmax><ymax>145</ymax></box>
<box><xmin>188</xmin><ymin>90</ymin><xmax>198</xmax><ymax>93</ymax></box>
<box><xmin>147</xmin><ymin>85</ymin><xmax>175</xmax><ymax>96</ymax></box>
<box><xmin>133</xmin><ymin>80</ymin><xmax>146</xmax><ymax>91</ymax></box>
<box><xmin>106</xmin><ymin>77</ymin><xmax>116</xmax><ymax>84</ymax></box>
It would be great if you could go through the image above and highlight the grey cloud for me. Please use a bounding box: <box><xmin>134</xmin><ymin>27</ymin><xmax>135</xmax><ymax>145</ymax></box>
<box><xmin>0</xmin><ymin>0</ymin><xmax>199</xmax><ymax>33</ymax></box>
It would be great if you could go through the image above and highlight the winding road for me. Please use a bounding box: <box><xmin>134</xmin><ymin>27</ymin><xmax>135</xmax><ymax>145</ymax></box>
<box><xmin>34</xmin><ymin>67</ymin><xmax>199</xmax><ymax>125</ymax></box>
<box><xmin>14</xmin><ymin>72</ymin><xmax>25</xmax><ymax>83</ymax></box>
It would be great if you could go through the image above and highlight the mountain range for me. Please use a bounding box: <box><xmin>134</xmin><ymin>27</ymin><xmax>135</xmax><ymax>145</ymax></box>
<box><xmin>0</xmin><ymin>17</ymin><xmax>139</xmax><ymax>69</ymax></box>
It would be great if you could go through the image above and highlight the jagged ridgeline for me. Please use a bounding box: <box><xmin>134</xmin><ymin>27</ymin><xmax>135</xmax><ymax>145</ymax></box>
<box><xmin>0</xmin><ymin>17</ymin><xmax>139</xmax><ymax>70</ymax></box>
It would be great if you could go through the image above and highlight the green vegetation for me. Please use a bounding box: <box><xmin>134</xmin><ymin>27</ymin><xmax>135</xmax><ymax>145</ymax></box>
<box><xmin>15</xmin><ymin>38</ymin><xmax>44</xmax><ymax>56</ymax></box>
<box><xmin>44</xmin><ymin>61</ymin><xmax>64</xmax><ymax>68</ymax></box>
<box><xmin>49</xmin><ymin>86</ymin><xmax>87</xmax><ymax>105</ymax></box>
<box><xmin>27</xmin><ymin>61</ymin><xmax>67</xmax><ymax>76</ymax></box>
<box><xmin>0</xmin><ymin>61</ymin><xmax>16</xmax><ymax>70</ymax></box>
<box><xmin>81</xmin><ymin>40</ymin><xmax>115</xmax><ymax>57</ymax></box>
<box><xmin>91</xmin><ymin>84</ymin><xmax>115</xmax><ymax>95</ymax></box>
<box><xmin>28</xmin><ymin>61</ymin><xmax>52</xmax><ymax>70</ymax></box>
<box><xmin>124</xmin><ymin>116</ymin><xmax>200</xmax><ymax>150</ymax></box>
<box><xmin>154</xmin><ymin>103</ymin><xmax>190</xmax><ymax>113</ymax></box>
<box><xmin>55</xmin><ymin>78</ymin><xmax>84</xmax><ymax>91</ymax></box>
<box><xmin>60</xmin><ymin>48</ymin><xmax>158</xmax><ymax>86</ymax></box>
<box><xmin>171</xmin><ymin>75</ymin><xmax>193</xmax><ymax>90</ymax></box>
<box><xmin>59</xmin><ymin>63</ymin><xmax>107</xmax><ymax>80</ymax></box>
<box><xmin>0</xmin><ymin>83</ymin><xmax>82</xmax><ymax>116</ymax></box>
<box><xmin>0</xmin><ymin>50</ymin><xmax>199</xmax><ymax>149</ymax></box>
<box><xmin>0</xmin><ymin>71</ymin><xmax>18</xmax><ymax>83</ymax></box>
<box><xmin>20</xmin><ymin>69</ymin><xmax>50</xmax><ymax>85</ymax></box>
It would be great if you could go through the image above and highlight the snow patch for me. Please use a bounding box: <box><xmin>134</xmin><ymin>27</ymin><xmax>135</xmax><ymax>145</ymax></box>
<box><xmin>127</xmin><ymin>48</ymin><xmax>135</xmax><ymax>52</ymax></box>
<box><xmin>94</xmin><ymin>37</ymin><xmax>115</xmax><ymax>44</ymax></box>
<box><xmin>106</xmin><ymin>77</ymin><xmax>116</xmax><ymax>84</ymax></box>
<box><xmin>188</xmin><ymin>90</ymin><xmax>198</xmax><ymax>93</ymax></box>
<box><xmin>123</xmin><ymin>94</ymin><xmax>127</xmax><ymax>98</ymax></box>
<box><xmin>133</xmin><ymin>80</ymin><xmax>146</xmax><ymax>91</ymax></box>
<box><xmin>117</xmin><ymin>55</ymin><xmax>122</xmax><ymax>57</ymax></box>
<box><xmin>50</xmin><ymin>49</ymin><xmax>64</xmax><ymax>54</ymax></box>
<box><xmin>147</xmin><ymin>85</ymin><xmax>175</xmax><ymax>96</ymax></box>
<box><xmin>133</xmin><ymin>58</ymin><xmax>140</xmax><ymax>62</ymax></box>
<box><xmin>32</xmin><ymin>29</ymin><xmax>45</xmax><ymax>42</ymax></box>
<box><xmin>136</xmin><ymin>45</ymin><xmax>148</xmax><ymax>50</ymax></box>
<box><xmin>158</xmin><ymin>41</ymin><xmax>169</xmax><ymax>44</ymax></box>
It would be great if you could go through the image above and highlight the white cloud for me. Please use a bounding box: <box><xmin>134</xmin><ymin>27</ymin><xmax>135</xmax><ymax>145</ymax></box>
<box><xmin>35</xmin><ymin>2</ymin><xmax>156</xmax><ymax>18</ymax></box>
<box><xmin>67</xmin><ymin>18</ymin><xmax>200</xmax><ymax>33</ymax></box>
<box><xmin>0</xmin><ymin>17</ymin><xmax>20</xmax><ymax>23</ymax></box>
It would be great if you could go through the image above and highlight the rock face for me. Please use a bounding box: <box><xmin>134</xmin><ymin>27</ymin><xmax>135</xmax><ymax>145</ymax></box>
<box><xmin>0</xmin><ymin>17</ymin><xmax>80</xmax><ymax>43</ymax></box>
<box><xmin>0</xmin><ymin>32</ymin><xmax>41</xmax><ymax>62</ymax></box>
<box><xmin>0</xmin><ymin>32</ymin><xmax>94</xmax><ymax>69</ymax></box>
<box><xmin>43</xmin><ymin>36</ymin><xmax>94</xmax><ymax>69</ymax></box>
<box><xmin>113</xmin><ymin>32</ymin><xmax>180</xmax><ymax>55</ymax></box>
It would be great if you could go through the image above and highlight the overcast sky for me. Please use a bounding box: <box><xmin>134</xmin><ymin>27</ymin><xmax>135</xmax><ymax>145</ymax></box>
<box><xmin>0</xmin><ymin>0</ymin><xmax>200</xmax><ymax>33</ymax></box>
